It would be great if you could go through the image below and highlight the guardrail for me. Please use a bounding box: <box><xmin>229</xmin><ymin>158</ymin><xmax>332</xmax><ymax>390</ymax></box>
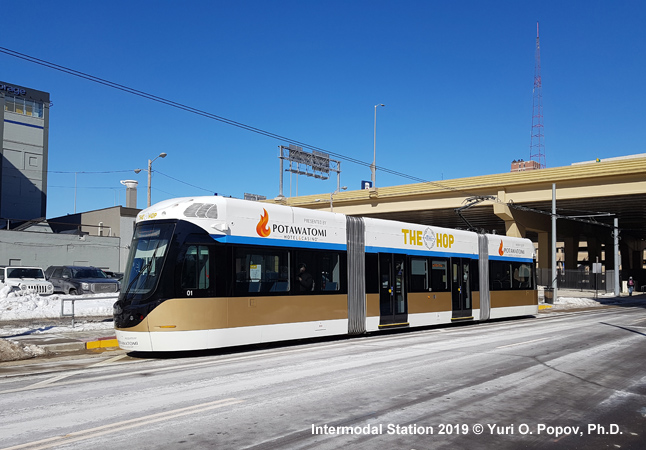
<box><xmin>60</xmin><ymin>296</ymin><xmax>116</xmax><ymax>327</ymax></box>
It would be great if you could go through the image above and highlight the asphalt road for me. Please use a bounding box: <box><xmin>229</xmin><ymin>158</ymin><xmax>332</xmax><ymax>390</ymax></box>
<box><xmin>1</xmin><ymin>304</ymin><xmax>645</xmax><ymax>449</ymax></box>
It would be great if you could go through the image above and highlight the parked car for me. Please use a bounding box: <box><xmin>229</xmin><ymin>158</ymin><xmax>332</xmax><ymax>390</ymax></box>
<box><xmin>44</xmin><ymin>265</ymin><xmax>120</xmax><ymax>295</ymax></box>
<box><xmin>0</xmin><ymin>266</ymin><xmax>54</xmax><ymax>295</ymax></box>
<box><xmin>102</xmin><ymin>270</ymin><xmax>124</xmax><ymax>281</ymax></box>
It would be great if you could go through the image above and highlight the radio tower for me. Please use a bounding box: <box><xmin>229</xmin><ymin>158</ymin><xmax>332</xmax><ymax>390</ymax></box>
<box><xmin>529</xmin><ymin>22</ymin><xmax>546</xmax><ymax>168</ymax></box>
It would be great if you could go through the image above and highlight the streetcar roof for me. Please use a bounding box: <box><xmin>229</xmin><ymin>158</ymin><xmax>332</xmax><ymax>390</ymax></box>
<box><xmin>135</xmin><ymin>196</ymin><xmax>534</xmax><ymax>259</ymax></box>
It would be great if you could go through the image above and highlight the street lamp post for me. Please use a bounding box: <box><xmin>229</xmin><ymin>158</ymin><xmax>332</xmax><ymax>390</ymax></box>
<box><xmin>372</xmin><ymin>104</ymin><xmax>385</xmax><ymax>186</ymax></box>
<box><xmin>329</xmin><ymin>186</ymin><xmax>347</xmax><ymax>212</ymax></box>
<box><xmin>135</xmin><ymin>152</ymin><xmax>167</xmax><ymax>207</ymax></box>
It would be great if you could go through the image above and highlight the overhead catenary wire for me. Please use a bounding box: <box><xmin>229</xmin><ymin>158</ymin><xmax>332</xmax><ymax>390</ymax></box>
<box><xmin>0</xmin><ymin>46</ymin><xmax>449</xmax><ymax>188</ymax></box>
<box><xmin>1</xmin><ymin>47</ymin><xmax>631</xmax><ymax>233</ymax></box>
<box><xmin>507</xmin><ymin>203</ymin><xmax>625</xmax><ymax>231</ymax></box>
<box><xmin>154</xmin><ymin>170</ymin><xmax>216</xmax><ymax>194</ymax></box>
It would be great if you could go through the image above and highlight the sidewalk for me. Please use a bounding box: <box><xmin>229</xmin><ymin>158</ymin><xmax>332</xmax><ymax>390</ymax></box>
<box><xmin>1</xmin><ymin>291</ymin><xmax>644</xmax><ymax>362</ymax></box>
<box><xmin>0</xmin><ymin>319</ymin><xmax>118</xmax><ymax>362</ymax></box>
<box><xmin>539</xmin><ymin>288</ymin><xmax>644</xmax><ymax>310</ymax></box>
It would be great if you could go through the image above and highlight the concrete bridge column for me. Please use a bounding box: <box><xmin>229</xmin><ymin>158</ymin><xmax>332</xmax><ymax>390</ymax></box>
<box><xmin>620</xmin><ymin>241</ymin><xmax>631</xmax><ymax>271</ymax></box>
<box><xmin>563</xmin><ymin>236</ymin><xmax>579</xmax><ymax>271</ymax></box>
<box><xmin>537</xmin><ymin>232</ymin><xmax>551</xmax><ymax>270</ymax></box>
<box><xmin>504</xmin><ymin>220</ymin><xmax>526</xmax><ymax>238</ymax></box>
<box><xmin>587</xmin><ymin>237</ymin><xmax>601</xmax><ymax>268</ymax></box>
<box><xmin>603</xmin><ymin>240</ymin><xmax>612</xmax><ymax>268</ymax></box>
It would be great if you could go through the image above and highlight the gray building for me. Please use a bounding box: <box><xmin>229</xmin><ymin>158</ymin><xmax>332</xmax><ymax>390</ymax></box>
<box><xmin>48</xmin><ymin>206</ymin><xmax>140</xmax><ymax>271</ymax></box>
<box><xmin>0</xmin><ymin>206</ymin><xmax>140</xmax><ymax>272</ymax></box>
<box><xmin>0</xmin><ymin>81</ymin><xmax>50</xmax><ymax>224</ymax></box>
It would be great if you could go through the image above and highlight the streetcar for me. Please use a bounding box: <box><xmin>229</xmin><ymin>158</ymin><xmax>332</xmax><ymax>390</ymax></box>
<box><xmin>114</xmin><ymin>196</ymin><xmax>537</xmax><ymax>352</ymax></box>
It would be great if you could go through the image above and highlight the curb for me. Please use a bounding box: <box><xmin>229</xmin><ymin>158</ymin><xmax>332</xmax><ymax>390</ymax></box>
<box><xmin>538</xmin><ymin>304</ymin><xmax>553</xmax><ymax>310</ymax></box>
<box><xmin>42</xmin><ymin>341</ymin><xmax>87</xmax><ymax>352</ymax></box>
<box><xmin>85</xmin><ymin>336</ymin><xmax>119</xmax><ymax>350</ymax></box>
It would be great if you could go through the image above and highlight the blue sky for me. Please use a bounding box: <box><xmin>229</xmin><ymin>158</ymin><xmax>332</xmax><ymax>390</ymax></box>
<box><xmin>2</xmin><ymin>0</ymin><xmax>645</xmax><ymax>218</ymax></box>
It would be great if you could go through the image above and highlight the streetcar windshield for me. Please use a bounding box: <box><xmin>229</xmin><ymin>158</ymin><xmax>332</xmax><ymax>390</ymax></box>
<box><xmin>121</xmin><ymin>222</ymin><xmax>175</xmax><ymax>298</ymax></box>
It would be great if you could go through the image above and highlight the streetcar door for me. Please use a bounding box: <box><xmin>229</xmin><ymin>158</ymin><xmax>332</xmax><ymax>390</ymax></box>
<box><xmin>379</xmin><ymin>253</ymin><xmax>408</xmax><ymax>327</ymax></box>
<box><xmin>451</xmin><ymin>257</ymin><xmax>473</xmax><ymax>319</ymax></box>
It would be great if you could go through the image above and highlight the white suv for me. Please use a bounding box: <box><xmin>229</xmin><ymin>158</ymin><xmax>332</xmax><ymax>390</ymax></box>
<box><xmin>0</xmin><ymin>266</ymin><xmax>54</xmax><ymax>295</ymax></box>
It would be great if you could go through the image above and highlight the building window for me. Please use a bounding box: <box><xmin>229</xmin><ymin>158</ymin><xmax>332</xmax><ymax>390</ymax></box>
<box><xmin>4</xmin><ymin>96</ymin><xmax>15</xmax><ymax>113</ymax></box>
<box><xmin>4</xmin><ymin>95</ymin><xmax>44</xmax><ymax>118</ymax></box>
<box><xmin>14</xmin><ymin>97</ymin><xmax>24</xmax><ymax>114</ymax></box>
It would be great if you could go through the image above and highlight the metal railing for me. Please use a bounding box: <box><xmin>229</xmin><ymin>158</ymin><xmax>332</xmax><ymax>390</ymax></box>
<box><xmin>537</xmin><ymin>268</ymin><xmax>616</xmax><ymax>293</ymax></box>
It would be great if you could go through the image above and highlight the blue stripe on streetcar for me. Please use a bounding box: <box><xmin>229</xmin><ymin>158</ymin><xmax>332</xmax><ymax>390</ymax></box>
<box><xmin>488</xmin><ymin>255</ymin><xmax>534</xmax><ymax>263</ymax></box>
<box><xmin>207</xmin><ymin>235</ymin><xmax>534</xmax><ymax>262</ymax></box>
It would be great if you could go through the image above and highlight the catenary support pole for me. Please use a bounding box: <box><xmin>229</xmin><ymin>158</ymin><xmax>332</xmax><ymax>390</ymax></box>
<box><xmin>614</xmin><ymin>217</ymin><xmax>620</xmax><ymax>296</ymax></box>
<box><xmin>278</xmin><ymin>146</ymin><xmax>284</xmax><ymax>198</ymax></box>
<box><xmin>552</xmin><ymin>183</ymin><xmax>558</xmax><ymax>300</ymax></box>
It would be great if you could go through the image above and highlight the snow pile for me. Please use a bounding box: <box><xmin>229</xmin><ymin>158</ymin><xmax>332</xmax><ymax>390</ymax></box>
<box><xmin>0</xmin><ymin>338</ymin><xmax>48</xmax><ymax>361</ymax></box>
<box><xmin>548</xmin><ymin>291</ymin><xmax>626</xmax><ymax>310</ymax></box>
<box><xmin>0</xmin><ymin>290</ymin><xmax>117</xmax><ymax>321</ymax></box>
<box><xmin>552</xmin><ymin>297</ymin><xmax>604</xmax><ymax>309</ymax></box>
<box><xmin>3</xmin><ymin>321</ymin><xmax>116</xmax><ymax>336</ymax></box>
<box><xmin>0</xmin><ymin>291</ymin><xmax>117</xmax><ymax>361</ymax></box>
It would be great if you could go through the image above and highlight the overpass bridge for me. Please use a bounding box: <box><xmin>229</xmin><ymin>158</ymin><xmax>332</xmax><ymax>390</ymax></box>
<box><xmin>274</xmin><ymin>154</ymin><xmax>646</xmax><ymax>277</ymax></box>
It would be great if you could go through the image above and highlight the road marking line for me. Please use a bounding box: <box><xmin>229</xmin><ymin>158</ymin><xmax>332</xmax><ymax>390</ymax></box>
<box><xmin>88</xmin><ymin>354</ymin><xmax>128</xmax><ymax>367</ymax></box>
<box><xmin>0</xmin><ymin>342</ymin><xmax>350</xmax><ymax>394</ymax></box>
<box><xmin>0</xmin><ymin>398</ymin><xmax>243</xmax><ymax>450</ymax></box>
<box><xmin>496</xmin><ymin>337</ymin><xmax>550</xmax><ymax>349</ymax></box>
<box><xmin>23</xmin><ymin>374</ymin><xmax>73</xmax><ymax>389</ymax></box>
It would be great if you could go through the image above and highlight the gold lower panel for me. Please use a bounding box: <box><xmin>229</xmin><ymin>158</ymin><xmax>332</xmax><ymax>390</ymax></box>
<box><xmin>124</xmin><ymin>295</ymin><xmax>348</xmax><ymax>332</ymax></box>
<box><xmin>490</xmin><ymin>290</ymin><xmax>538</xmax><ymax>308</ymax></box>
<box><xmin>116</xmin><ymin>289</ymin><xmax>537</xmax><ymax>333</ymax></box>
<box><xmin>408</xmin><ymin>292</ymin><xmax>452</xmax><ymax>314</ymax></box>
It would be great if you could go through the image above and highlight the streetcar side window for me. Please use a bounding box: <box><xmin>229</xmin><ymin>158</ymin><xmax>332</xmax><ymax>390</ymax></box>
<box><xmin>430</xmin><ymin>258</ymin><xmax>450</xmax><ymax>292</ymax></box>
<box><xmin>234</xmin><ymin>248</ymin><xmax>290</xmax><ymax>295</ymax></box>
<box><xmin>365</xmin><ymin>253</ymin><xmax>379</xmax><ymax>294</ymax></box>
<box><xmin>294</xmin><ymin>250</ymin><xmax>345</xmax><ymax>294</ymax></box>
<box><xmin>470</xmin><ymin>259</ymin><xmax>480</xmax><ymax>292</ymax></box>
<box><xmin>181</xmin><ymin>245</ymin><xmax>210</xmax><ymax>290</ymax></box>
<box><xmin>490</xmin><ymin>261</ymin><xmax>512</xmax><ymax>290</ymax></box>
<box><xmin>489</xmin><ymin>260</ymin><xmax>534</xmax><ymax>290</ymax></box>
<box><xmin>319</xmin><ymin>253</ymin><xmax>341</xmax><ymax>292</ymax></box>
<box><xmin>516</xmin><ymin>262</ymin><xmax>534</xmax><ymax>289</ymax></box>
<box><xmin>409</xmin><ymin>257</ymin><xmax>428</xmax><ymax>292</ymax></box>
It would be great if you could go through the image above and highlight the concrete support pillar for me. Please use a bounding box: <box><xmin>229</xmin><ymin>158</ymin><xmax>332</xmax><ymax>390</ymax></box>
<box><xmin>620</xmin><ymin>240</ymin><xmax>630</xmax><ymax>271</ymax></box>
<box><xmin>493</xmin><ymin>189</ymin><xmax>531</xmax><ymax>238</ymax></box>
<box><xmin>504</xmin><ymin>220</ymin><xmax>526</xmax><ymax>238</ymax></box>
<box><xmin>587</xmin><ymin>237</ymin><xmax>600</xmax><ymax>268</ymax></box>
<box><xmin>563</xmin><ymin>236</ymin><xmax>579</xmax><ymax>271</ymax></box>
<box><xmin>632</xmin><ymin>251</ymin><xmax>642</xmax><ymax>270</ymax></box>
<box><xmin>538</xmin><ymin>232</ymin><xmax>551</xmax><ymax>270</ymax></box>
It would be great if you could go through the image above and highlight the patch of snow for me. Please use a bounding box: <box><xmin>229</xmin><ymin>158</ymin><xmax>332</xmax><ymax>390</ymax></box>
<box><xmin>0</xmin><ymin>338</ymin><xmax>49</xmax><ymax>361</ymax></box>
<box><xmin>554</xmin><ymin>297</ymin><xmax>603</xmax><ymax>307</ymax></box>
<box><xmin>0</xmin><ymin>290</ymin><xmax>117</xmax><ymax>321</ymax></box>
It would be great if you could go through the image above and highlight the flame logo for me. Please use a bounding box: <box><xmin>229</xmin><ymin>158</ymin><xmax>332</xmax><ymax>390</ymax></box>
<box><xmin>498</xmin><ymin>240</ymin><xmax>505</xmax><ymax>256</ymax></box>
<box><xmin>256</xmin><ymin>209</ymin><xmax>271</xmax><ymax>237</ymax></box>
